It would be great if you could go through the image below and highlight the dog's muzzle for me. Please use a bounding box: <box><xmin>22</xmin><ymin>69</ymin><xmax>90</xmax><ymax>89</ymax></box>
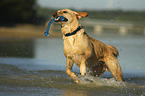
<box><xmin>52</xmin><ymin>12</ymin><xmax>68</xmax><ymax>22</ymax></box>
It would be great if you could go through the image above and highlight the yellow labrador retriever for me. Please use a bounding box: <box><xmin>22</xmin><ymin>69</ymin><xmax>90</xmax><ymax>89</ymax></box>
<box><xmin>52</xmin><ymin>9</ymin><xmax>125</xmax><ymax>84</ymax></box>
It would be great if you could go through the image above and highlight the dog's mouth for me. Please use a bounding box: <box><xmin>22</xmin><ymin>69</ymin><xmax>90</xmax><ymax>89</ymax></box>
<box><xmin>52</xmin><ymin>12</ymin><xmax>68</xmax><ymax>22</ymax></box>
<box><xmin>55</xmin><ymin>16</ymin><xmax>68</xmax><ymax>22</ymax></box>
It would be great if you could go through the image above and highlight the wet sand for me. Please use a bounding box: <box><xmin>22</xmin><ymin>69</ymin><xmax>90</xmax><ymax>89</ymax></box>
<box><xmin>0</xmin><ymin>24</ymin><xmax>62</xmax><ymax>40</ymax></box>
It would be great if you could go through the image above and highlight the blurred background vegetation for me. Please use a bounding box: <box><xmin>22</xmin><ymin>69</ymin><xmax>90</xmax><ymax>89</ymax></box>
<box><xmin>0</xmin><ymin>0</ymin><xmax>145</xmax><ymax>26</ymax></box>
<box><xmin>0</xmin><ymin>0</ymin><xmax>145</xmax><ymax>39</ymax></box>
<box><xmin>0</xmin><ymin>0</ymin><xmax>36</xmax><ymax>25</ymax></box>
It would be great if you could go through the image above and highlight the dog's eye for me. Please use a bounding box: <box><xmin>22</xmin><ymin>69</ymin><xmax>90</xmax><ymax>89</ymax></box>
<box><xmin>63</xmin><ymin>11</ymin><xmax>68</xmax><ymax>13</ymax></box>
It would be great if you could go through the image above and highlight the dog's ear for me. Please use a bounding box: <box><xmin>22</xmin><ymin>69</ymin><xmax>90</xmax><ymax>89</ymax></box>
<box><xmin>75</xmin><ymin>12</ymin><xmax>88</xmax><ymax>19</ymax></box>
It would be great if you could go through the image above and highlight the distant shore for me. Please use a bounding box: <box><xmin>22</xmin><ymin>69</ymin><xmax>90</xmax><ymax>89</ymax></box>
<box><xmin>0</xmin><ymin>24</ymin><xmax>62</xmax><ymax>40</ymax></box>
<box><xmin>1</xmin><ymin>23</ymin><xmax>144</xmax><ymax>41</ymax></box>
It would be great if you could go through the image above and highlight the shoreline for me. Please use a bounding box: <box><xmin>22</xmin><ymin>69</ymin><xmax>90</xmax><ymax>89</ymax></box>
<box><xmin>0</xmin><ymin>24</ymin><xmax>144</xmax><ymax>41</ymax></box>
<box><xmin>0</xmin><ymin>24</ymin><xmax>62</xmax><ymax>40</ymax></box>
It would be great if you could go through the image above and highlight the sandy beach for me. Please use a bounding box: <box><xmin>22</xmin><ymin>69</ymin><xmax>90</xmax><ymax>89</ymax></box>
<box><xmin>0</xmin><ymin>24</ymin><xmax>62</xmax><ymax>40</ymax></box>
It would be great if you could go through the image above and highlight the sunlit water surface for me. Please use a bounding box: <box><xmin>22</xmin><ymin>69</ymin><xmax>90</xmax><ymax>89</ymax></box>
<box><xmin>0</xmin><ymin>34</ymin><xmax>145</xmax><ymax>96</ymax></box>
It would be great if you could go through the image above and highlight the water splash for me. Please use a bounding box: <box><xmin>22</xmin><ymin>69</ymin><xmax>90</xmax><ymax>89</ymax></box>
<box><xmin>79</xmin><ymin>73</ymin><xmax>126</xmax><ymax>87</ymax></box>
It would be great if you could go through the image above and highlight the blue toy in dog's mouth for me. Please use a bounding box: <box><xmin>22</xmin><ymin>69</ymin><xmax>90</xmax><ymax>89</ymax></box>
<box><xmin>44</xmin><ymin>16</ymin><xmax>65</xmax><ymax>36</ymax></box>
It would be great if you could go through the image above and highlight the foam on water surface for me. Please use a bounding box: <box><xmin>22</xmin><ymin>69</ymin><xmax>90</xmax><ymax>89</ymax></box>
<box><xmin>79</xmin><ymin>73</ymin><xmax>126</xmax><ymax>87</ymax></box>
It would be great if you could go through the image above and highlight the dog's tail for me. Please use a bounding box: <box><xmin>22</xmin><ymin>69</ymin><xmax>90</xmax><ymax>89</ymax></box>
<box><xmin>107</xmin><ymin>45</ymin><xmax>119</xmax><ymax>57</ymax></box>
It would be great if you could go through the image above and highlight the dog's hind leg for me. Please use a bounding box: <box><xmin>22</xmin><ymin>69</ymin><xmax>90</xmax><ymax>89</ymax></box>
<box><xmin>66</xmin><ymin>58</ymin><xmax>80</xmax><ymax>84</ymax></box>
<box><xmin>104</xmin><ymin>55</ymin><xmax>125</xmax><ymax>82</ymax></box>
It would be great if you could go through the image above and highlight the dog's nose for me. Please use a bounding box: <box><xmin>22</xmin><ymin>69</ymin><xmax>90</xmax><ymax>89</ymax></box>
<box><xmin>52</xmin><ymin>12</ymin><xmax>57</xmax><ymax>17</ymax></box>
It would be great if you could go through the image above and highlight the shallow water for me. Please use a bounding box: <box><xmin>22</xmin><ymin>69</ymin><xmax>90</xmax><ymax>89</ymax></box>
<box><xmin>0</xmin><ymin>34</ymin><xmax>145</xmax><ymax>96</ymax></box>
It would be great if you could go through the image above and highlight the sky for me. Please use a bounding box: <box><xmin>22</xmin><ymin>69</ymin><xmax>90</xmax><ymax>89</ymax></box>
<box><xmin>37</xmin><ymin>0</ymin><xmax>145</xmax><ymax>11</ymax></box>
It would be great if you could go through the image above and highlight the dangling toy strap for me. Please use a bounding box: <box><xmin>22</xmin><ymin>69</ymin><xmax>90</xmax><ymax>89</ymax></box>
<box><xmin>44</xmin><ymin>16</ymin><xmax>65</xmax><ymax>36</ymax></box>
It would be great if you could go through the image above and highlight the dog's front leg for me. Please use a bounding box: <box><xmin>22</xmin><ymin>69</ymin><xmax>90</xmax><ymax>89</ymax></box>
<box><xmin>80</xmin><ymin>51</ymin><xmax>92</xmax><ymax>77</ymax></box>
<box><xmin>66</xmin><ymin>58</ymin><xmax>80</xmax><ymax>84</ymax></box>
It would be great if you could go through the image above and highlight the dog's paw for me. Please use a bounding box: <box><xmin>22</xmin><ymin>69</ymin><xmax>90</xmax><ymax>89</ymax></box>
<box><xmin>75</xmin><ymin>80</ymin><xmax>80</xmax><ymax>84</ymax></box>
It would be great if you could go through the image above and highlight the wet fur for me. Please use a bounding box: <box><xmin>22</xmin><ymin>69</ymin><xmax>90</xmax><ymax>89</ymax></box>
<box><xmin>53</xmin><ymin>9</ymin><xmax>125</xmax><ymax>84</ymax></box>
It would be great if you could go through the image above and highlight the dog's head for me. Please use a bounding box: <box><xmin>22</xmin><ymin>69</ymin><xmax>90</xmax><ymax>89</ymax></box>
<box><xmin>52</xmin><ymin>9</ymin><xmax>88</xmax><ymax>25</ymax></box>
